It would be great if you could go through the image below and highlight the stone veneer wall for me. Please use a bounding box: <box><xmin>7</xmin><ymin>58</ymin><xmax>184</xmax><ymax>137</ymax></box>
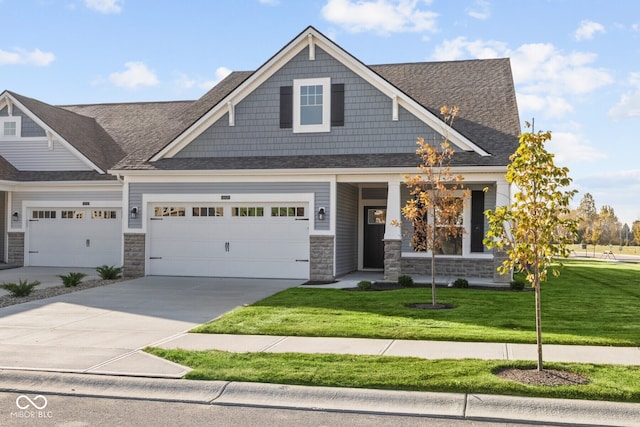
<box><xmin>401</xmin><ymin>256</ymin><xmax>497</xmax><ymax>279</ymax></box>
<box><xmin>123</xmin><ymin>233</ymin><xmax>145</xmax><ymax>278</ymax></box>
<box><xmin>310</xmin><ymin>235</ymin><xmax>334</xmax><ymax>282</ymax></box>
<box><xmin>7</xmin><ymin>232</ymin><xmax>24</xmax><ymax>266</ymax></box>
<box><xmin>383</xmin><ymin>239</ymin><xmax>401</xmax><ymax>282</ymax></box>
<box><xmin>492</xmin><ymin>249</ymin><xmax>512</xmax><ymax>283</ymax></box>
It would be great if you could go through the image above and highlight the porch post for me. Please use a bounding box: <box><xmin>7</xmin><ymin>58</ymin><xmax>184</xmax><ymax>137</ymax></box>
<box><xmin>493</xmin><ymin>180</ymin><xmax>512</xmax><ymax>283</ymax></box>
<box><xmin>384</xmin><ymin>178</ymin><xmax>402</xmax><ymax>282</ymax></box>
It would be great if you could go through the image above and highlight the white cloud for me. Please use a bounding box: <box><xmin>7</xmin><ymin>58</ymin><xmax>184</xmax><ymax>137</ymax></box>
<box><xmin>258</xmin><ymin>0</ymin><xmax>279</xmax><ymax>5</ymax></box>
<box><xmin>517</xmin><ymin>94</ymin><xmax>574</xmax><ymax>119</ymax></box>
<box><xmin>574</xmin><ymin>20</ymin><xmax>605</xmax><ymax>41</ymax></box>
<box><xmin>546</xmin><ymin>131</ymin><xmax>606</xmax><ymax>165</ymax></box>
<box><xmin>467</xmin><ymin>0</ymin><xmax>490</xmax><ymax>20</ymax></box>
<box><xmin>0</xmin><ymin>48</ymin><xmax>55</xmax><ymax>66</ymax></box>
<box><xmin>321</xmin><ymin>0</ymin><xmax>438</xmax><ymax>34</ymax></box>
<box><xmin>84</xmin><ymin>0</ymin><xmax>123</xmax><ymax>14</ymax></box>
<box><xmin>109</xmin><ymin>62</ymin><xmax>159</xmax><ymax>89</ymax></box>
<box><xmin>430</xmin><ymin>36</ymin><xmax>508</xmax><ymax>61</ymax></box>
<box><xmin>430</xmin><ymin>38</ymin><xmax>613</xmax><ymax>119</ymax></box>
<box><xmin>609</xmin><ymin>72</ymin><xmax>640</xmax><ymax>119</ymax></box>
<box><xmin>174</xmin><ymin>67</ymin><xmax>232</xmax><ymax>91</ymax></box>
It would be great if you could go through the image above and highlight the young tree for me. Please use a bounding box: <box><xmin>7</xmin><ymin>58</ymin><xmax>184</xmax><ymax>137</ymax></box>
<box><xmin>632</xmin><ymin>220</ymin><xmax>640</xmax><ymax>246</ymax></box>
<box><xmin>576</xmin><ymin>193</ymin><xmax>598</xmax><ymax>252</ymax></box>
<box><xmin>598</xmin><ymin>205</ymin><xmax>620</xmax><ymax>246</ymax></box>
<box><xmin>400</xmin><ymin>106</ymin><xmax>469</xmax><ymax>307</ymax></box>
<box><xmin>484</xmin><ymin>123</ymin><xmax>577</xmax><ymax>371</ymax></box>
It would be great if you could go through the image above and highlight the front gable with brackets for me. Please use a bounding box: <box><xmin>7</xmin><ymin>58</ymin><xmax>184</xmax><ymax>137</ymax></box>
<box><xmin>151</xmin><ymin>27</ymin><xmax>489</xmax><ymax>163</ymax></box>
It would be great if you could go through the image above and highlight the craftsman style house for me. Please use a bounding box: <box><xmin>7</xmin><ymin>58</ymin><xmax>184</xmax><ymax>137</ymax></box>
<box><xmin>0</xmin><ymin>27</ymin><xmax>520</xmax><ymax>282</ymax></box>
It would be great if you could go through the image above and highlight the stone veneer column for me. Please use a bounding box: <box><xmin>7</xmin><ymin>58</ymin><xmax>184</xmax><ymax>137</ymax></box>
<box><xmin>123</xmin><ymin>233</ymin><xmax>145</xmax><ymax>278</ymax></box>
<box><xmin>310</xmin><ymin>235</ymin><xmax>334</xmax><ymax>282</ymax></box>
<box><xmin>492</xmin><ymin>249</ymin><xmax>512</xmax><ymax>283</ymax></box>
<box><xmin>7</xmin><ymin>232</ymin><xmax>24</xmax><ymax>266</ymax></box>
<box><xmin>383</xmin><ymin>239</ymin><xmax>402</xmax><ymax>282</ymax></box>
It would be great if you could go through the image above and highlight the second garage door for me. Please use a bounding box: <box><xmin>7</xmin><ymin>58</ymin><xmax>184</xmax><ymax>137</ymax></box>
<box><xmin>27</xmin><ymin>208</ymin><xmax>122</xmax><ymax>267</ymax></box>
<box><xmin>148</xmin><ymin>203</ymin><xmax>310</xmax><ymax>279</ymax></box>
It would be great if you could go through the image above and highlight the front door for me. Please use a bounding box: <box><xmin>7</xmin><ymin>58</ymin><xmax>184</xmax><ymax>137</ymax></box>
<box><xmin>363</xmin><ymin>206</ymin><xmax>386</xmax><ymax>269</ymax></box>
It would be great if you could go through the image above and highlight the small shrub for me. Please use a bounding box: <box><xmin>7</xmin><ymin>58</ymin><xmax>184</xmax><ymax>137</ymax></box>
<box><xmin>96</xmin><ymin>265</ymin><xmax>122</xmax><ymax>280</ymax></box>
<box><xmin>58</xmin><ymin>272</ymin><xmax>87</xmax><ymax>288</ymax></box>
<box><xmin>510</xmin><ymin>278</ymin><xmax>526</xmax><ymax>291</ymax></box>
<box><xmin>357</xmin><ymin>280</ymin><xmax>372</xmax><ymax>291</ymax></box>
<box><xmin>453</xmin><ymin>278</ymin><xmax>469</xmax><ymax>288</ymax></box>
<box><xmin>0</xmin><ymin>279</ymin><xmax>41</xmax><ymax>297</ymax></box>
<box><xmin>397</xmin><ymin>275</ymin><xmax>414</xmax><ymax>287</ymax></box>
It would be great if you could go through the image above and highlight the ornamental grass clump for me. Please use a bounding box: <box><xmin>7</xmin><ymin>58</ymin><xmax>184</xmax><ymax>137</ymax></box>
<box><xmin>58</xmin><ymin>272</ymin><xmax>87</xmax><ymax>288</ymax></box>
<box><xmin>0</xmin><ymin>279</ymin><xmax>41</xmax><ymax>297</ymax></box>
<box><xmin>96</xmin><ymin>265</ymin><xmax>122</xmax><ymax>280</ymax></box>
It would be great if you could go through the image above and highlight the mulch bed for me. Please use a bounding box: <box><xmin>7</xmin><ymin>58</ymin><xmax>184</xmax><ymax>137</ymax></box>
<box><xmin>496</xmin><ymin>367</ymin><xmax>590</xmax><ymax>386</ymax></box>
<box><xmin>0</xmin><ymin>279</ymin><xmax>120</xmax><ymax>309</ymax></box>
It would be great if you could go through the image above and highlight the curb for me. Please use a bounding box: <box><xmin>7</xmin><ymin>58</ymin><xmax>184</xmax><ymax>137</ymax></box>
<box><xmin>1</xmin><ymin>370</ymin><xmax>639</xmax><ymax>426</ymax></box>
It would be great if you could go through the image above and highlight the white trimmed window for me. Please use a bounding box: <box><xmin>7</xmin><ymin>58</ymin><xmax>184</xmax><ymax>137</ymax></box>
<box><xmin>1</xmin><ymin>117</ymin><xmax>21</xmax><ymax>138</ymax></box>
<box><xmin>293</xmin><ymin>77</ymin><xmax>330</xmax><ymax>133</ymax></box>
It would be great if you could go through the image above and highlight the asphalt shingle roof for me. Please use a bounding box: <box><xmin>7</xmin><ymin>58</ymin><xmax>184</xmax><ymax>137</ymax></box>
<box><xmin>7</xmin><ymin>91</ymin><xmax>126</xmax><ymax>173</ymax></box>
<box><xmin>3</xmin><ymin>54</ymin><xmax>520</xmax><ymax>175</ymax></box>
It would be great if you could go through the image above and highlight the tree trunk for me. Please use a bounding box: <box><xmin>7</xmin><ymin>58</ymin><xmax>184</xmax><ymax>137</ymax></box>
<box><xmin>431</xmin><ymin>219</ymin><xmax>437</xmax><ymax>306</ymax></box>
<box><xmin>431</xmin><ymin>252</ymin><xmax>436</xmax><ymax>306</ymax></box>
<box><xmin>534</xmin><ymin>280</ymin><xmax>543</xmax><ymax>371</ymax></box>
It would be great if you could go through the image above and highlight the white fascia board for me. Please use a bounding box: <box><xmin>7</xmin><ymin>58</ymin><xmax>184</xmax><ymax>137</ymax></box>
<box><xmin>151</xmin><ymin>27</ymin><xmax>488</xmax><ymax>161</ymax></box>
<box><xmin>112</xmin><ymin>165</ymin><xmax>506</xmax><ymax>182</ymax></box>
<box><xmin>4</xmin><ymin>93</ymin><xmax>105</xmax><ymax>173</ymax></box>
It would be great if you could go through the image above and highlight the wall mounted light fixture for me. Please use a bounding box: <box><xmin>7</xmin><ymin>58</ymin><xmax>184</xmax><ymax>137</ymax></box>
<box><xmin>130</xmin><ymin>207</ymin><xmax>138</xmax><ymax>220</ymax></box>
<box><xmin>317</xmin><ymin>207</ymin><xmax>326</xmax><ymax>221</ymax></box>
<box><xmin>12</xmin><ymin>211</ymin><xmax>19</xmax><ymax>222</ymax></box>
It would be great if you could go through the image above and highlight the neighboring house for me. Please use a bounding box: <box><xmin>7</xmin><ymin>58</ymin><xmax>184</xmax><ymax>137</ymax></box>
<box><xmin>0</xmin><ymin>26</ymin><xmax>520</xmax><ymax>282</ymax></box>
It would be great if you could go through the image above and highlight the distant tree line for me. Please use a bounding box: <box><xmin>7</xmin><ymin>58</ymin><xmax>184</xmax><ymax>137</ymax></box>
<box><xmin>572</xmin><ymin>193</ymin><xmax>640</xmax><ymax>247</ymax></box>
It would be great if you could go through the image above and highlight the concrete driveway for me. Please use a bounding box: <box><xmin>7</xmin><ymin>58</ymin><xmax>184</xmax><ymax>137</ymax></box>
<box><xmin>0</xmin><ymin>269</ymin><xmax>302</xmax><ymax>377</ymax></box>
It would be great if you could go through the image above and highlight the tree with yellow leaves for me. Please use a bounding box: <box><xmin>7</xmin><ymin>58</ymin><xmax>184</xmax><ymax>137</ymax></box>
<box><xmin>484</xmin><ymin>122</ymin><xmax>577</xmax><ymax>371</ymax></box>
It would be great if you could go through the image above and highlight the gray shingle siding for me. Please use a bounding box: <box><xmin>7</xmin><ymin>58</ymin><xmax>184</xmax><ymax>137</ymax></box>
<box><xmin>0</xmin><ymin>105</ymin><xmax>46</xmax><ymax>137</ymax></box>
<box><xmin>176</xmin><ymin>47</ymin><xmax>439</xmax><ymax>159</ymax></box>
<box><xmin>128</xmin><ymin>181</ymin><xmax>330</xmax><ymax>231</ymax></box>
<box><xmin>335</xmin><ymin>183</ymin><xmax>358</xmax><ymax>275</ymax></box>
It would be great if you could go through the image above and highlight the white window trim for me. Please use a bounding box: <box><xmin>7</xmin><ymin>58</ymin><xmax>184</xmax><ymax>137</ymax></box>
<box><xmin>293</xmin><ymin>77</ymin><xmax>331</xmax><ymax>133</ymax></box>
<box><xmin>1</xmin><ymin>116</ymin><xmax>21</xmax><ymax>139</ymax></box>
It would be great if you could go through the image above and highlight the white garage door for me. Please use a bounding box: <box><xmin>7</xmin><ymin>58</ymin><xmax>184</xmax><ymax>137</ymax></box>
<box><xmin>148</xmin><ymin>203</ymin><xmax>310</xmax><ymax>279</ymax></box>
<box><xmin>27</xmin><ymin>208</ymin><xmax>122</xmax><ymax>267</ymax></box>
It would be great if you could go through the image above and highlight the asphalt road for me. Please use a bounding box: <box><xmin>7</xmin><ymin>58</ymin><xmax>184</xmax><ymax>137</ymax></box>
<box><xmin>0</xmin><ymin>392</ymin><xmax>548</xmax><ymax>427</ymax></box>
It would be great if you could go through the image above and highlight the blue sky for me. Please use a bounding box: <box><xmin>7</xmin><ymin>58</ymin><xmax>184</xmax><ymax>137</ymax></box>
<box><xmin>2</xmin><ymin>0</ymin><xmax>639</xmax><ymax>224</ymax></box>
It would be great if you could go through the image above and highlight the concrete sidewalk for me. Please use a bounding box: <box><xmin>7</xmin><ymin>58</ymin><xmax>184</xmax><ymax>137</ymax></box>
<box><xmin>157</xmin><ymin>333</ymin><xmax>640</xmax><ymax>366</ymax></box>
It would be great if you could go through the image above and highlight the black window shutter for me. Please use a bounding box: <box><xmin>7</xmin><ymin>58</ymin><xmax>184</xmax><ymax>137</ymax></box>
<box><xmin>280</xmin><ymin>86</ymin><xmax>293</xmax><ymax>129</ymax></box>
<box><xmin>470</xmin><ymin>190</ymin><xmax>485</xmax><ymax>252</ymax></box>
<box><xmin>331</xmin><ymin>83</ymin><xmax>344</xmax><ymax>127</ymax></box>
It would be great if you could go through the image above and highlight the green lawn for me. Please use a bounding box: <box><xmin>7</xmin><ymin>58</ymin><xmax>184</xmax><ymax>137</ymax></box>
<box><xmin>145</xmin><ymin>349</ymin><xmax>640</xmax><ymax>403</ymax></box>
<box><xmin>192</xmin><ymin>260</ymin><xmax>640</xmax><ymax>346</ymax></box>
<box><xmin>149</xmin><ymin>260</ymin><xmax>640</xmax><ymax>402</ymax></box>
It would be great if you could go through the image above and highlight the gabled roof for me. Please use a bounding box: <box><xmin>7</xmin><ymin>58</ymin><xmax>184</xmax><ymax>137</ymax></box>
<box><xmin>148</xmin><ymin>26</ymin><xmax>497</xmax><ymax>164</ymax></box>
<box><xmin>3</xmin><ymin>91</ymin><xmax>126</xmax><ymax>173</ymax></box>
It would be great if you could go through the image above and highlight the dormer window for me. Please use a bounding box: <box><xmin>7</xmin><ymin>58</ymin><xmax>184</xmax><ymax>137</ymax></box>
<box><xmin>280</xmin><ymin>79</ymin><xmax>344</xmax><ymax>133</ymax></box>
<box><xmin>1</xmin><ymin>117</ymin><xmax>21</xmax><ymax>138</ymax></box>
<box><xmin>293</xmin><ymin>78</ymin><xmax>331</xmax><ymax>133</ymax></box>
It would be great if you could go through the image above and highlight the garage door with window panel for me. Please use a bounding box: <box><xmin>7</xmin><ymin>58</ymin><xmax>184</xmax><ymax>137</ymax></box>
<box><xmin>28</xmin><ymin>208</ymin><xmax>122</xmax><ymax>267</ymax></box>
<box><xmin>148</xmin><ymin>203</ymin><xmax>309</xmax><ymax>279</ymax></box>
